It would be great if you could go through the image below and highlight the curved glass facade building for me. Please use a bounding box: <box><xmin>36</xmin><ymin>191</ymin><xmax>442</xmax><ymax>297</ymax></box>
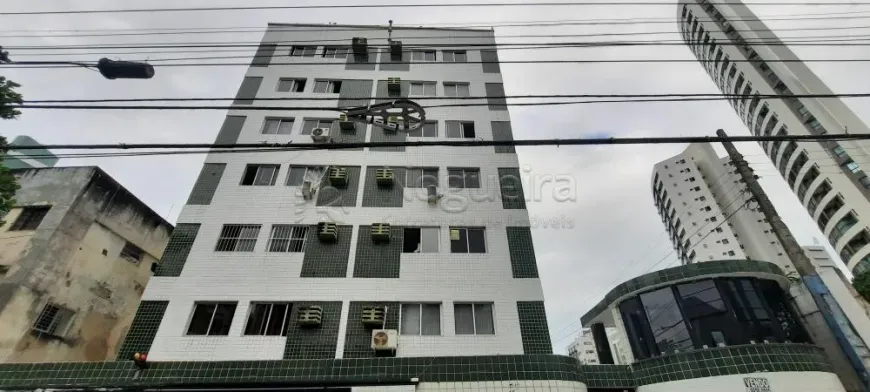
<box><xmin>678</xmin><ymin>0</ymin><xmax>870</xmax><ymax>274</ymax></box>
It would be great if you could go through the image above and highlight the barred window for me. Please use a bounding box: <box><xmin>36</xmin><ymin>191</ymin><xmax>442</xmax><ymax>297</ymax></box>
<box><xmin>267</xmin><ymin>225</ymin><xmax>308</xmax><ymax>252</ymax></box>
<box><xmin>215</xmin><ymin>224</ymin><xmax>261</xmax><ymax>252</ymax></box>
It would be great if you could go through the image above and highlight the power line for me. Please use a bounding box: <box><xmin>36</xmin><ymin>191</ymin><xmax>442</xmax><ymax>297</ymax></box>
<box><xmin>9</xmin><ymin>133</ymin><xmax>870</xmax><ymax>152</ymax></box>
<box><xmin>4</xmin><ymin>2</ymin><xmax>870</xmax><ymax>17</ymax></box>
<box><xmin>18</xmin><ymin>92</ymin><xmax>870</xmax><ymax>104</ymax></box>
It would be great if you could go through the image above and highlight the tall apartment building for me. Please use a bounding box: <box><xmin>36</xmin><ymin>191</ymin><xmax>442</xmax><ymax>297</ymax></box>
<box><xmin>652</xmin><ymin>143</ymin><xmax>793</xmax><ymax>271</ymax></box>
<box><xmin>0</xmin><ymin>167</ymin><xmax>173</xmax><ymax>363</ymax></box>
<box><xmin>566</xmin><ymin>327</ymin><xmax>629</xmax><ymax>365</ymax></box>
<box><xmin>678</xmin><ymin>0</ymin><xmax>870</xmax><ymax>275</ymax></box>
<box><xmin>112</xmin><ymin>23</ymin><xmax>561</xmax><ymax>390</ymax></box>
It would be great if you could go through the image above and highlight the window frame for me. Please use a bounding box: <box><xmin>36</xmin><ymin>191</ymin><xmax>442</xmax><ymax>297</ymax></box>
<box><xmin>261</xmin><ymin>118</ymin><xmax>295</xmax><ymax>135</ymax></box>
<box><xmin>312</xmin><ymin>80</ymin><xmax>343</xmax><ymax>94</ymax></box>
<box><xmin>9</xmin><ymin>206</ymin><xmax>51</xmax><ymax>231</ymax></box>
<box><xmin>442</xmin><ymin>50</ymin><xmax>467</xmax><ymax>63</ymax></box>
<box><xmin>285</xmin><ymin>165</ymin><xmax>325</xmax><ymax>186</ymax></box>
<box><xmin>301</xmin><ymin>119</ymin><xmax>334</xmax><ymax>135</ymax></box>
<box><xmin>321</xmin><ymin>46</ymin><xmax>349</xmax><ymax>59</ymax></box>
<box><xmin>408</xmin><ymin>121</ymin><xmax>438</xmax><ymax>138</ymax></box>
<box><xmin>445</xmin><ymin>121</ymin><xmax>476</xmax><ymax>138</ymax></box>
<box><xmin>453</xmin><ymin>302</ymin><xmax>495</xmax><ymax>335</ymax></box>
<box><xmin>447</xmin><ymin>168</ymin><xmax>482</xmax><ymax>189</ymax></box>
<box><xmin>32</xmin><ymin>302</ymin><xmax>75</xmax><ymax>337</ymax></box>
<box><xmin>409</xmin><ymin>81</ymin><xmax>437</xmax><ymax>97</ymax></box>
<box><xmin>267</xmin><ymin>224</ymin><xmax>309</xmax><ymax>253</ymax></box>
<box><xmin>402</xmin><ymin>227</ymin><xmax>440</xmax><ymax>253</ymax></box>
<box><xmin>186</xmin><ymin>302</ymin><xmax>238</xmax><ymax>336</ymax></box>
<box><xmin>449</xmin><ymin>227</ymin><xmax>487</xmax><ymax>253</ymax></box>
<box><xmin>412</xmin><ymin>50</ymin><xmax>437</xmax><ymax>62</ymax></box>
<box><xmin>276</xmin><ymin>78</ymin><xmax>306</xmax><ymax>93</ymax></box>
<box><xmin>214</xmin><ymin>224</ymin><xmax>261</xmax><ymax>252</ymax></box>
<box><xmin>290</xmin><ymin>46</ymin><xmax>316</xmax><ymax>57</ymax></box>
<box><xmin>244</xmin><ymin>302</ymin><xmax>292</xmax><ymax>336</ymax></box>
<box><xmin>400</xmin><ymin>303</ymin><xmax>442</xmax><ymax>336</ymax></box>
<box><xmin>119</xmin><ymin>242</ymin><xmax>144</xmax><ymax>264</ymax></box>
<box><xmin>404</xmin><ymin>167</ymin><xmax>439</xmax><ymax>189</ymax></box>
<box><xmin>443</xmin><ymin>82</ymin><xmax>471</xmax><ymax>97</ymax></box>
<box><xmin>240</xmin><ymin>164</ymin><xmax>280</xmax><ymax>186</ymax></box>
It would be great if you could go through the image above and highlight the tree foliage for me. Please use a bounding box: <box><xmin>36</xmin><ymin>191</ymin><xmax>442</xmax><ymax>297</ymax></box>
<box><xmin>854</xmin><ymin>270</ymin><xmax>870</xmax><ymax>302</ymax></box>
<box><xmin>0</xmin><ymin>75</ymin><xmax>22</xmax><ymax>224</ymax></box>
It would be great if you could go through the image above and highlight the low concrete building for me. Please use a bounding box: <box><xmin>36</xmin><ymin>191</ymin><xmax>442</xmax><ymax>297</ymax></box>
<box><xmin>0</xmin><ymin>166</ymin><xmax>173</xmax><ymax>363</ymax></box>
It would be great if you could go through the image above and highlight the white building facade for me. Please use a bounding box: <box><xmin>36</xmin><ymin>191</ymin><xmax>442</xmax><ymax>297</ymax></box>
<box><xmin>567</xmin><ymin>327</ymin><xmax>630</xmax><ymax>365</ymax></box>
<box><xmin>678</xmin><ymin>0</ymin><xmax>870</xmax><ymax>275</ymax></box>
<box><xmin>652</xmin><ymin>143</ymin><xmax>793</xmax><ymax>272</ymax></box>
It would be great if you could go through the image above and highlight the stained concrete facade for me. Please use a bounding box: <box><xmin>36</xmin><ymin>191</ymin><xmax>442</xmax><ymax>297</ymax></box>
<box><xmin>0</xmin><ymin>166</ymin><xmax>172</xmax><ymax>363</ymax></box>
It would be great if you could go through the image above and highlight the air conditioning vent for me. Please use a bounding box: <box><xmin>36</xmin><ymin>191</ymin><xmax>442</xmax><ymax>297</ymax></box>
<box><xmin>328</xmin><ymin>167</ymin><xmax>348</xmax><ymax>186</ymax></box>
<box><xmin>371</xmin><ymin>329</ymin><xmax>398</xmax><ymax>351</ymax></box>
<box><xmin>375</xmin><ymin>168</ymin><xmax>394</xmax><ymax>186</ymax></box>
<box><xmin>387</xmin><ymin>77</ymin><xmax>401</xmax><ymax>94</ymax></box>
<box><xmin>352</xmin><ymin>37</ymin><xmax>368</xmax><ymax>55</ymax></box>
<box><xmin>371</xmin><ymin>223</ymin><xmax>391</xmax><ymax>243</ymax></box>
<box><xmin>311</xmin><ymin>127</ymin><xmax>332</xmax><ymax>143</ymax></box>
<box><xmin>317</xmin><ymin>222</ymin><xmax>338</xmax><ymax>243</ymax></box>
<box><xmin>297</xmin><ymin>305</ymin><xmax>323</xmax><ymax>327</ymax></box>
<box><xmin>361</xmin><ymin>306</ymin><xmax>385</xmax><ymax>327</ymax></box>
<box><xmin>337</xmin><ymin>113</ymin><xmax>356</xmax><ymax>131</ymax></box>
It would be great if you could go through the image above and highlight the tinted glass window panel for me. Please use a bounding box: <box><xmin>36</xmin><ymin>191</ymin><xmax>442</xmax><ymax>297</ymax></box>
<box><xmin>421</xmin><ymin>304</ymin><xmax>441</xmax><ymax>335</ymax></box>
<box><xmin>454</xmin><ymin>304</ymin><xmax>475</xmax><ymax>334</ymax></box>
<box><xmin>467</xmin><ymin>228</ymin><xmax>486</xmax><ymax>253</ymax></box>
<box><xmin>640</xmin><ymin>287</ymin><xmax>693</xmax><ymax>354</ymax></box>
<box><xmin>401</xmin><ymin>304</ymin><xmax>421</xmax><ymax>335</ymax></box>
<box><xmin>208</xmin><ymin>303</ymin><xmax>237</xmax><ymax>335</ymax></box>
<box><xmin>677</xmin><ymin>280</ymin><xmax>726</xmax><ymax>318</ymax></box>
<box><xmin>474</xmin><ymin>303</ymin><xmax>495</xmax><ymax>334</ymax></box>
<box><xmin>187</xmin><ymin>304</ymin><xmax>215</xmax><ymax>335</ymax></box>
<box><xmin>450</xmin><ymin>228</ymin><xmax>469</xmax><ymax>253</ymax></box>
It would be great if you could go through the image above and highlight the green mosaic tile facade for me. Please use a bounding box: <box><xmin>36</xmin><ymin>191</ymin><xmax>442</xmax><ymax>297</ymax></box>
<box><xmin>345</xmin><ymin>48</ymin><xmax>378</xmax><ymax>71</ymax></box>
<box><xmin>369</xmin><ymin>80</ymin><xmax>408</xmax><ymax>152</ymax></box>
<box><xmin>506</xmin><ymin>227</ymin><xmax>539</xmax><ymax>278</ymax></box>
<box><xmin>491</xmin><ymin>121</ymin><xmax>516</xmax><ymax>153</ymax></box>
<box><xmin>581</xmin><ymin>259</ymin><xmax>786</xmax><ymax>325</ymax></box>
<box><xmin>343</xmin><ymin>301</ymin><xmax>400</xmax><ymax>358</ymax></box>
<box><xmin>283</xmin><ymin>301</ymin><xmax>343</xmax><ymax>360</ymax></box>
<box><xmin>361</xmin><ymin>166</ymin><xmax>406</xmax><ymax>208</ymax></box>
<box><xmin>186</xmin><ymin>163</ymin><xmax>226</xmax><ymax>205</ymax></box>
<box><xmin>300</xmin><ymin>225</ymin><xmax>353</xmax><ymax>278</ymax></box>
<box><xmin>631</xmin><ymin>344</ymin><xmax>832</xmax><ymax>386</ymax></box>
<box><xmin>315</xmin><ymin>166</ymin><xmax>361</xmax><ymax>208</ymax></box>
<box><xmin>516</xmin><ymin>301</ymin><xmax>553</xmax><ymax>354</ymax></box>
<box><xmin>116</xmin><ymin>301</ymin><xmax>169</xmax><ymax>360</ymax></box>
<box><xmin>378</xmin><ymin>51</ymin><xmax>410</xmax><ymax>71</ymax></box>
<box><xmin>498</xmin><ymin>168</ymin><xmax>527</xmax><ymax>209</ymax></box>
<box><xmin>0</xmin><ymin>345</ymin><xmax>834</xmax><ymax>390</ymax></box>
<box><xmin>332</xmin><ymin>121</ymin><xmax>367</xmax><ymax>151</ymax></box>
<box><xmin>353</xmin><ymin>225</ymin><xmax>404</xmax><ymax>278</ymax></box>
<box><xmin>153</xmin><ymin>223</ymin><xmax>201</xmax><ymax>277</ymax></box>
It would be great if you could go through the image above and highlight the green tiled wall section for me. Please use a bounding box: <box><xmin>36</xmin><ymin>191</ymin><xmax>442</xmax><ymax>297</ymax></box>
<box><xmin>361</xmin><ymin>166</ymin><xmax>406</xmax><ymax>208</ymax></box>
<box><xmin>353</xmin><ymin>225</ymin><xmax>404</xmax><ymax>278</ymax></box>
<box><xmin>116</xmin><ymin>301</ymin><xmax>169</xmax><ymax>360</ymax></box>
<box><xmin>517</xmin><ymin>301</ymin><xmax>553</xmax><ymax>354</ymax></box>
<box><xmin>378</xmin><ymin>51</ymin><xmax>410</xmax><ymax>71</ymax></box>
<box><xmin>345</xmin><ymin>49</ymin><xmax>378</xmax><ymax>71</ymax></box>
<box><xmin>581</xmin><ymin>259</ymin><xmax>786</xmax><ymax>325</ymax></box>
<box><xmin>332</xmin><ymin>122</ymin><xmax>367</xmax><ymax>151</ymax></box>
<box><xmin>631</xmin><ymin>344</ymin><xmax>832</xmax><ymax>386</ymax></box>
<box><xmin>249</xmin><ymin>43</ymin><xmax>276</xmax><ymax>67</ymax></box>
<box><xmin>491</xmin><ymin>121</ymin><xmax>516</xmax><ymax>153</ymax></box>
<box><xmin>315</xmin><ymin>166</ymin><xmax>361</xmax><ymax>208</ymax></box>
<box><xmin>153</xmin><ymin>223</ymin><xmax>201</xmax><ymax>277</ymax></box>
<box><xmin>283</xmin><ymin>301</ymin><xmax>343</xmax><ymax>360</ymax></box>
<box><xmin>0</xmin><ymin>345</ymin><xmax>833</xmax><ymax>390</ymax></box>
<box><xmin>506</xmin><ymin>227</ymin><xmax>539</xmax><ymax>278</ymax></box>
<box><xmin>300</xmin><ymin>225</ymin><xmax>353</xmax><ymax>278</ymax></box>
<box><xmin>498</xmin><ymin>168</ymin><xmax>527</xmax><ymax>209</ymax></box>
<box><xmin>337</xmin><ymin>79</ymin><xmax>373</xmax><ymax>109</ymax></box>
<box><xmin>369</xmin><ymin>80</ymin><xmax>409</xmax><ymax>152</ymax></box>
<box><xmin>343</xmin><ymin>301</ymin><xmax>400</xmax><ymax>358</ymax></box>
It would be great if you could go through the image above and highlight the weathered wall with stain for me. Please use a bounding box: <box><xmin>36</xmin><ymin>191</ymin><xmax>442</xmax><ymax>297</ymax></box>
<box><xmin>0</xmin><ymin>166</ymin><xmax>172</xmax><ymax>362</ymax></box>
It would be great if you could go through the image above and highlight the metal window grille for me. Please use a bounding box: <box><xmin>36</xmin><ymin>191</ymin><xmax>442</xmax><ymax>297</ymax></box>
<box><xmin>32</xmin><ymin>303</ymin><xmax>74</xmax><ymax>336</ymax></box>
<box><xmin>268</xmin><ymin>225</ymin><xmax>309</xmax><ymax>252</ymax></box>
<box><xmin>215</xmin><ymin>224</ymin><xmax>261</xmax><ymax>252</ymax></box>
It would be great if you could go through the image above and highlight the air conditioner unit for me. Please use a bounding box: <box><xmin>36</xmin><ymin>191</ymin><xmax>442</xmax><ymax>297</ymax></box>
<box><xmin>387</xmin><ymin>77</ymin><xmax>401</xmax><ymax>94</ymax></box>
<box><xmin>328</xmin><ymin>167</ymin><xmax>348</xmax><ymax>187</ymax></box>
<box><xmin>427</xmin><ymin>185</ymin><xmax>441</xmax><ymax>203</ymax></box>
<box><xmin>337</xmin><ymin>113</ymin><xmax>356</xmax><ymax>131</ymax></box>
<box><xmin>311</xmin><ymin>127</ymin><xmax>332</xmax><ymax>143</ymax></box>
<box><xmin>317</xmin><ymin>222</ymin><xmax>339</xmax><ymax>243</ymax></box>
<box><xmin>390</xmin><ymin>41</ymin><xmax>402</xmax><ymax>57</ymax></box>
<box><xmin>375</xmin><ymin>168</ymin><xmax>394</xmax><ymax>186</ymax></box>
<box><xmin>297</xmin><ymin>305</ymin><xmax>323</xmax><ymax>327</ymax></box>
<box><xmin>352</xmin><ymin>37</ymin><xmax>368</xmax><ymax>55</ymax></box>
<box><xmin>361</xmin><ymin>306</ymin><xmax>386</xmax><ymax>327</ymax></box>
<box><xmin>371</xmin><ymin>223</ymin><xmax>391</xmax><ymax>243</ymax></box>
<box><xmin>371</xmin><ymin>329</ymin><xmax>398</xmax><ymax>351</ymax></box>
<box><xmin>301</xmin><ymin>181</ymin><xmax>314</xmax><ymax>200</ymax></box>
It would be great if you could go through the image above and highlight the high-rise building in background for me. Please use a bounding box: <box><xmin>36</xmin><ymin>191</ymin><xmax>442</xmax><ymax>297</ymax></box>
<box><xmin>3</xmin><ymin>135</ymin><xmax>59</xmax><ymax>169</ymax></box>
<box><xmin>652</xmin><ymin>143</ymin><xmax>793</xmax><ymax>271</ymax></box>
<box><xmin>567</xmin><ymin>327</ymin><xmax>629</xmax><ymax>365</ymax></box>
<box><xmin>678</xmin><ymin>0</ymin><xmax>870</xmax><ymax>275</ymax></box>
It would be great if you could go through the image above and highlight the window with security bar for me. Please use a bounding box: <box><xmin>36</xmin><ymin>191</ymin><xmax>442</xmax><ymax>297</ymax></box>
<box><xmin>215</xmin><ymin>224</ymin><xmax>261</xmax><ymax>252</ymax></box>
<box><xmin>32</xmin><ymin>303</ymin><xmax>75</xmax><ymax>337</ymax></box>
<box><xmin>244</xmin><ymin>302</ymin><xmax>292</xmax><ymax>336</ymax></box>
<box><xmin>267</xmin><ymin>225</ymin><xmax>309</xmax><ymax>253</ymax></box>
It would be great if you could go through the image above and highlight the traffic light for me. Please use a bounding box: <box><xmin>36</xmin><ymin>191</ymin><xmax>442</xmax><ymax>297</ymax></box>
<box><xmin>96</xmin><ymin>58</ymin><xmax>155</xmax><ymax>80</ymax></box>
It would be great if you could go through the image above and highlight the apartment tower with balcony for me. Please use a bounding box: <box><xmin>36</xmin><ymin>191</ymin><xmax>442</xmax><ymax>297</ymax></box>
<box><xmin>678</xmin><ymin>0</ymin><xmax>870</xmax><ymax>275</ymax></box>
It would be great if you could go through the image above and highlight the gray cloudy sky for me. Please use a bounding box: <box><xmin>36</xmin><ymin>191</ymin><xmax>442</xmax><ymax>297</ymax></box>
<box><xmin>3</xmin><ymin>0</ymin><xmax>869</xmax><ymax>353</ymax></box>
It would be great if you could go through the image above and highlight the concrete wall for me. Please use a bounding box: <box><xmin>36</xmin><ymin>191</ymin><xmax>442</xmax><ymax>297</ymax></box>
<box><xmin>0</xmin><ymin>167</ymin><xmax>172</xmax><ymax>362</ymax></box>
<box><xmin>637</xmin><ymin>371</ymin><xmax>845</xmax><ymax>392</ymax></box>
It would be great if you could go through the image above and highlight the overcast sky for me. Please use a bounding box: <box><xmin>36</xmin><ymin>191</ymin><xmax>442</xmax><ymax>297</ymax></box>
<box><xmin>3</xmin><ymin>0</ymin><xmax>869</xmax><ymax>353</ymax></box>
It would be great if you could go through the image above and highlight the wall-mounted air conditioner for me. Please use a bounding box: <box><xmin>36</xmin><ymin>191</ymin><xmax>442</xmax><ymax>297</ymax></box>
<box><xmin>337</xmin><ymin>113</ymin><xmax>356</xmax><ymax>131</ymax></box>
<box><xmin>328</xmin><ymin>167</ymin><xmax>348</xmax><ymax>187</ymax></box>
<box><xmin>317</xmin><ymin>222</ymin><xmax>338</xmax><ymax>243</ymax></box>
<box><xmin>371</xmin><ymin>329</ymin><xmax>398</xmax><ymax>351</ymax></box>
<box><xmin>371</xmin><ymin>223</ymin><xmax>391</xmax><ymax>243</ymax></box>
<box><xmin>311</xmin><ymin>127</ymin><xmax>332</xmax><ymax>143</ymax></box>
<box><xmin>387</xmin><ymin>77</ymin><xmax>401</xmax><ymax>94</ymax></box>
<box><xmin>361</xmin><ymin>306</ymin><xmax>386</xmax><ymax>327</ymax></box>
<box><xmin>297</xmin><ymin>305</ymin><xmax>323</xmax><ymax>327</ymax></box>
<box><xmin>390</xmin><ymin>41</ymin><xmax>402</xmax><ymax>57</ymax></box>
<box><xmin>352</xmin><ymin>37</ymin><xmax>368</xmax><ymax>55</ymax></box>
<box><xmin>301</xmin><ymin>181</ymin><xmax>314</xmax><ymax>200</ymax></box>
<box><xmin>375</xmin><ymin>168</ymin><xmax>394</xmax><ymax>186</ymax></box>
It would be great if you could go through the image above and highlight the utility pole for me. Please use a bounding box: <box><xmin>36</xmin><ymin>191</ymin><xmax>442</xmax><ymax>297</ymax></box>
<box><xmin>717</xmin><ymin>128</ymin><xmax>870</xmax><ymax>391</ymax></box>
<box><xmin>716</xmin><ymin>128</ymin><xmax>816</xmax><ymax>276</ymax></box>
